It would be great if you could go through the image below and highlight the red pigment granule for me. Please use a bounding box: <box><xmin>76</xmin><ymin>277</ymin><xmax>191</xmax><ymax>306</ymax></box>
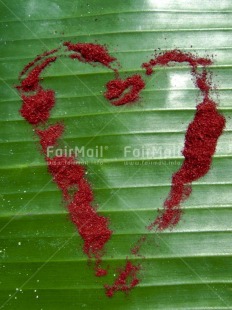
<box><xmin>19</xmin><ymin>48</ymin><xmax>59</xmax><ymax>78</ymax></box>
<box><xmin>35</xmin><ymin>123</ymin><xmax>64</xmax><ymax>154</ymax></box>
<box><xmin>20</xmin><ymin>88</ymin><xmax>55</xmax><ymax>125</ymax></box>
<box><xmin>18</xmin><ymin>56</ymin><xmax>57</xmax><ymax>92</ymax></box>
<box><xmin>104</xmin><ymin>74</ymin><xmax>145</xmax><ymax>106</ymax></box>
<box><xmin>64</xmin><ymin>42</ymin><xmax>116</xmax><ymax>67</ymax></box>
<box><xmin>95</xmin><ymin>267</ymin><xmax>108</xmax><ymax>277</ymax></box>
<box><xmin>104</xmin><ymin>260</ymin><xmax>140</xmax><ymax>297</ymax></box>
<box><xmin>143</xmin><ymin>50</ymin><xmax>226</xmax><ymax>230</ymax></box>
<box><xmin>46</xmin><ymin>155</ymin><xmax>112</xmax><ymax>275</ymax></box>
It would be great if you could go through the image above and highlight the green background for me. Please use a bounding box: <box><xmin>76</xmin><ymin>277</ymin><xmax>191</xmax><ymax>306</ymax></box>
<box><xmin>0</xmin><ymin>0</ymin><xmax>232</xmax><ymax>309</ymax></box>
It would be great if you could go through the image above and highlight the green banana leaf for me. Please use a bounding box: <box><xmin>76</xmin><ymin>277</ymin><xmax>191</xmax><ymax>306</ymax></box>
<box><xmin>1</xmin><ymin>0</ymin><xmax>232</xmax><ymax>309</ymax></box>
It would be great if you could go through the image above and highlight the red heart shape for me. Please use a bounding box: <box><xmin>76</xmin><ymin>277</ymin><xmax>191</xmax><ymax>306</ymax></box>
<box><xmin>16</xmin><ymin>42</ymin><xmax>225</xmax><ymax>297</ymax></box>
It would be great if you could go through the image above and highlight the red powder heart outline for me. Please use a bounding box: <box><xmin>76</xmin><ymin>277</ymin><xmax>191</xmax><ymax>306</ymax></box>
<box><xmin>16</xmin><ymin>42</ymin><xmax>225</xmax><ymax>297</ymax></box>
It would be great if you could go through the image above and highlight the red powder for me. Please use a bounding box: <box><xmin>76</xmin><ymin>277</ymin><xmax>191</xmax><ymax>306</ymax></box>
<box><xmin>153</xmin><ymin>98</ymin><xmax>225</xmax><ymax>230</ymax></box>
<box><xmin>95</xmin><ymin>267</ymin><xmax>108</xmax><ymax>277</ymax></box>
<box><xmin>131</xmin><ymin>236</ymin><xmax>146</xmax><ymax>256</ymax></box>
<box><xmin>142</xmin><ymin>49</ymin><xmax>212</xmax><ymax>75</ymax></box>
<box><xmin>46</xmin><ymin>156</ymin><xmax>85</xmax><ymax>200</ymax></box>
<box><xmin>68</xmin><ymin>200</ymin><xmax>112</xmax><ymax>266</ymax></box>
<box><xmin>105</xmin><ymin>260</ymin><xmax>140</xmax><ymax>297</ymax></box>
<box><xmin>35</xmin><ymin>123</ymin><xmax>64</xmax><ymax>154</ymax></box>
<box><xmin>104</xmin><ymin>74</ymin><xmax>145</xmax><ymax>106</ymax></box>
<box><xmin>47</xmin><ymin>155</ymin><xmax>112</xmax><ymax>274</ymax></box>
<box><xmin>64</xmin><ymin>42</ymin><xmax>116</xmax><ymax>67</ymax></box>
<box><xmin>20</xmin><ymin>88</ymin><xmax>55</xmax><ymax>125</ymax></box>
<box><xmin>18</xmin><ymin>56</ymin><xmax>57</xmax><ymax>92</ymax></box>
<box><xmin>17</xmin><ymin>43</ymin><xmax>118</xmax><ymax>281</ymax></box>
<box><xmin>196</xmin><ymin>68</ymin><xmax>211</xmax><ymax>94</ymax></box>
<box><xmin>19</xmin><ymin>48</ymin><xmax>59</xmax><ymax>78</ymax></box>
<box><xmin>143</xmin><ymin>50</ymin><xmax>225</xmax><ymax>230</ymax></box>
